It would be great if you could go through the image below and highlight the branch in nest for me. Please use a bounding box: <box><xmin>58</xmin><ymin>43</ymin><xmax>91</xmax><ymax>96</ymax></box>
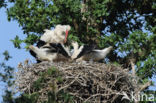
<box><xmin>14</xmin><ymin>61</ymin><xmax>141</xmax><ymax>102</ymax></box>
<box><xmin>139</xmin><ymin>81</ymin><xmax>152</xmax><ymax>92</ymax></box>
<box><xmin>130</xmin><ymin>59</ymin><xmax>136</xmax><ymax>76</ymax></box>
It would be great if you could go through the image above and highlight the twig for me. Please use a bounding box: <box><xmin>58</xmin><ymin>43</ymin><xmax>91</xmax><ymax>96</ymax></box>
<box><xmin>57</xmin><ymin>74</ymin><xmax>81</xmax><ymax>92</ymax></box>
<box><xmin>139</xmin><ymin>81</ymin><xmax>152</xmax><ymax>92</ymax></box>
<box><xmin>14</xmin><ymin>61</ymin><xmax>141</xmax><ymax>102</ymax></box>
<box><xmin>130</xmin><ymin>59</ymin><xmax>136</xmax><ymax>76</ymax></box>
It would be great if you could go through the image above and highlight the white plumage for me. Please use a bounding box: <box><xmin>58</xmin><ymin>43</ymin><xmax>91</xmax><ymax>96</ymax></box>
<box><xmin>40</xmin><ymin>25</ymin><xmax>71</xmax><ymax>43</ymax></box>
<box><xmin>76</xmin><ymin>47</ymin><xmax>113</xmax><ymax>62</ymax></box>
<box><xmin>71</xmin><ymin>42</ymin><xmax>113</xmax><ymax>62</ymax></box>
<box><xmin>28</xmin><ymin>24</ymin><xmax>113</xmax><ymax>63</ymax></box>
<box><xmin>29</xmin><ymin>45</ymin><xmax>57</xmax><ymax>61</ymax></box>
<box><xmin>29</xmin><ymin>43</ymin><xmax>70</xmax><ymax>62</ymax></box>
<box><xmin>28</xmin><ymin>25</ymin><xmax>71</xmax><ymax>62</ymax></box>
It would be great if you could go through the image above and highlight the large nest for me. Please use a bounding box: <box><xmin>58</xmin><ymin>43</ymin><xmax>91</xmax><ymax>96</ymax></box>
<box><xmin>14</xmin><ymin>61</ymin><xmax>140</xmax><ymax>103</ymax></box>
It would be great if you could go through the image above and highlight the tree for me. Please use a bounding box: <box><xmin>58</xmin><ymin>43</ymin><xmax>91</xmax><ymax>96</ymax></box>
<box><xmin>0</xmin><ymin>0</ymin><xmax>15</xmax><ymax>8</ymax></box>
<box><xmin>0</xmin><ymin>51</ymin><xmax>14</xmax><ymax>103</ymax></box>
<box><xmin>0</xmin><ymin>0</ymin><xmax>6</xmax><ymax>8</ymax></box>
<box><xmin>3</xmin><ymin>0</ymin><xmax>156</xmax><ymax>102</ymax></box>
<box><xmin>7</xmin><ymin>0</ymin><xmax>156</xmax><ymax>81</ymax></box>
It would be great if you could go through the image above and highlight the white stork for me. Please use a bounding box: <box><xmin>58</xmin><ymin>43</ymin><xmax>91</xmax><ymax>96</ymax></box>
<box><xmin>71</xmin><ymin>42</ymin><xmax>113</xmax><ymax>62</ymax></box>
<box><xmin>29</xmin><ymin>25</ymin><xmax>71</xmax><ymax>62</ymax></box>
<box><xmin>28</xmin><ymin>43</ymin><xmax>71</xmax><ymax>62</ymax></box>
<box><xmin>40</xmin><ymin>24</ymin><xmax>71</xmax><ymax>44</ymax></box>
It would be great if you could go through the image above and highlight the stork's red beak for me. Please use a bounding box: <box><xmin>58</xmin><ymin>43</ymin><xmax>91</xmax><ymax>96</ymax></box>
<box><xmin>64</xmin><ymin>30</ymin><xmax>68</xmax><ymax>43</ymax></box>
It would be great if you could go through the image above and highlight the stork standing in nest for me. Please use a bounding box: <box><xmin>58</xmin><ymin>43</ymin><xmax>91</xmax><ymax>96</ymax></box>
<box><xmin>71</xmin><ymin>42</ymin><xmax>113</xmax><ymax>62</ymax></box>
<box><xmin>29</xmin><ymin>25</ymin><xmax>71</xmax><ymax>62</ymax></box>
<box><xmin>28</xmin><ymin>24</ymin><xmax>113</xmax><ymax>63</ymax></box>
<box><xmin>35</xmin><ymin>24</ymin><xmax>71</xmax><ymax>47</ymax></box>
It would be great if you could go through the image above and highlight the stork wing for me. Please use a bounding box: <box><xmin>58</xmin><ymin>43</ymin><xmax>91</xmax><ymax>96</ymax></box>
<box><xmin>49</xmin><ymin>43</ymin><xmax>70</xmax><ymax>58</ymax></box>
<box><xmin>36</xmin><ymin>40</ymin><xmax>46</xmax><ymax>48</ymax></box>
<box><xmin>76</xmin><ymin>44</ymin><xmax>96</xmax><ymax>59</ymax></box>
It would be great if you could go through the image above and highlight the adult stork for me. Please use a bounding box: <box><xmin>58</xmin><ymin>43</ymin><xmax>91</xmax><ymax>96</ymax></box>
<box><xmin>71</xmin><ymin>42</ymin><xmax>113</xmax><ymax>62</ymax></box>
<box><xmin>29</xmin><ymin>25</ymin><xmax>71</xmax><ymax>62</ymax></box>
<box><xmin>38</xmin><ymin>24</ymin><xmax>71</xmax><ymax>47</ymax></box>
<box><xmin>28</xmin><ymin>43</ymin><xmax>71</xmax><ymax>62</ymax></box>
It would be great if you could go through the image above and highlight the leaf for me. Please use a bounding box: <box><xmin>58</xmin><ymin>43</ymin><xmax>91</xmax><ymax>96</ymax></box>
<box><xmin>3</xmin><ymin>50</ymin><xmax>12</xmax><ymax>61</ymax></box>
<box><xmin>10</xmin><ymin>35</ymin><xmax>23</xmax><ymax>49</ymax></box>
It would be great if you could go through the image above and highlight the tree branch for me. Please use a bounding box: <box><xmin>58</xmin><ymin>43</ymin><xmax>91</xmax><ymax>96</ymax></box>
<box><xmin>81</xmin><ymin>0</ymin><xmax>88</xmax><ymax>21</ymax></box>
<box><xmin>72</xmin><ymin>19</ymin><xmax>79</xmax><ymax>32</ymax></box>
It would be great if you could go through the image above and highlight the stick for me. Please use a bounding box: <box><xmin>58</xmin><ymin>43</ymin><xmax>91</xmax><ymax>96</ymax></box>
<box><xmin>139</xmin><ymin>81</ymin><xmax>152</xmax><ymax>92</ymax></box>
<box><xmin>130</xmin><ymin>59</ymin><xmax>136</xmax><ymax>76</ymax></box>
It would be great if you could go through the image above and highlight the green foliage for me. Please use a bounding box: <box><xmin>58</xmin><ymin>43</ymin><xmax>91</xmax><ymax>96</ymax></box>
<box><xmin>23</xmin><ymin>34</ymin><xmax>40</xmax><ymax>49</ymax></box>
<box><xmin>15</xmin><ymin>92</ymin><xmax>39</xmax><ymax>103</ymax></box>
<box><xmin>0</xmin><ymin>0</ymin><xmax>6</xmax><ymax>8</ymax></box>
<box><xmin>47</xmin><ymin>67</ymin><xmax>58</xmax><ymax>75</ymax></box>
<box><xmin>46</xmin><ymin>91</ymin><xmax>74</xmax><ymax>103</ymax></box>
<box><xmin>0</xmin><ymin>0</ymin><xmax>15</xmax><ymax>8</ymax></box>
<box><xmin>23</xmin><ymin>34</ymin><xmax>40</xmax><ymax>45</ymax></box>
<box><xmin>11</xmin><ymin>34</ymin><xmax>39</xmax><ymax>49</ymax></box>
<box><xmin>118</xmin><ymin>31</ymin><xmax>156</xmax><ymax>79</ymax></box>
<box><xmin>15</xmin><ymin>90</ymin><xmax>74</xmax><ymax>103</ymax></box>
<box><xmin>14</xmin><ymin>67</ymin><xmax>74</xmax><ymax>103</ymax></box>
<box><xmin>3</xmin><ymin>50</ymin><xmax>12</xmax><ymax>61</ymax></box>
<box><xmin>11</xmin><ymin>35</ymin><xmax>23</xmax><ymax>49</ymax></box>
<box><xmin>2</xmin><ymin>0</ymin><xmax>156</xmax><ymax>102</ymax></box>
<box><xmin>6</xmin><ymin>0</ymin><xmax>156</xmax><ymax>81</ymax></box>
<box><xmin>0</xmin><ymin>51</ymin><xmax>14</xmax><ymax>103</ymax></box>
<box><xmin>33</xmin><ymin>67</ymin><xmax>62</xmax><ymax>91</ymax></box>
<box><xmin>33</xmin><ymin>77</ymin><xmax>45</xmax><ymax>90</ymax></box>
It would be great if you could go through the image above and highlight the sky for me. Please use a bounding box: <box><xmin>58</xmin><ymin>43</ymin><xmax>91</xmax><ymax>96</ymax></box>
<box><xmin>0</xmin><ymin>3</ymin><xmax>155</xmax><ymax>103</ymax></box>
<box><xmin>0</xmin><ymin>6</ymin><xmax>34</xmax><ymax>102</ymax></box>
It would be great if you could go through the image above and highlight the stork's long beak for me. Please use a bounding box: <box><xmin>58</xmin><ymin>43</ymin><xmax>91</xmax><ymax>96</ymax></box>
<box><xmin>64</xmin><ymin>30</ymin><xmax>68</xmax><ymax>43</ymax></box>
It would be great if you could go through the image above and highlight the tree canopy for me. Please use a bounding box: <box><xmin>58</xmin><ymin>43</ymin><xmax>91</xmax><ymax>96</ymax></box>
<box><xmin>7</xmin><ymin>0</ymin><xmax>156</xmax><ymax>80</ymax></box>
<box><xmin>0</xmin><ymin>0</ymin><xmax>155</xmax><ymax>102</ymax></box>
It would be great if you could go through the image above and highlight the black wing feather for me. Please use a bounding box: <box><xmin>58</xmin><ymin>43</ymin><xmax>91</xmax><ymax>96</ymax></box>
<box><xmin>49</xmin><ymin>43</ymin><xmax>70</xmax><ymax>58</ymax></box>
<box><xmin>36</xmin><ymin>40</ymin><xmax>46</xmax><ymax>48</ymax></box>
<box><xmin>76</xmin><ymin>45</ymin><xmax>96</xmax><ymax>59</ymax></box>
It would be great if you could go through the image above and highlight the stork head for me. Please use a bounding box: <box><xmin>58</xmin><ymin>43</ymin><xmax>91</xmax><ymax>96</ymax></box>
<box><xmin>54</xmin><ymin>25</ymin><xmax>71</xmax><ymax>43</ymax></box>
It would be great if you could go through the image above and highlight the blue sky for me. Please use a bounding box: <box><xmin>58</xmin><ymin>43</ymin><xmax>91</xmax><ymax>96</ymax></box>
<box><xmin>0</xmin><ymin>3</ymin><xmax>155</xmax><ymax>103</ymax></box>
<box><xmin>0</xmin><ymin>7</ymin><xmax>34</xmax><ymax>102</ymax></box>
